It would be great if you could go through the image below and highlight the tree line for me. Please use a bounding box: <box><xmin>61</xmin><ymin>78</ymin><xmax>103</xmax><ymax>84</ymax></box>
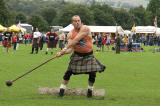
<box><xmin>0</xmin><ymin>0</ymin><xmax>160</xmax><ymax>31</ymax></box>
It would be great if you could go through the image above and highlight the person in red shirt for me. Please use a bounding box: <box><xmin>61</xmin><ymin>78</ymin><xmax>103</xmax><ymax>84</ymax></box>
<box><xmin>101</xmin><ymin>33</ymin><xmax>106</xmax><ymax>52</ymax></box>
<box><xmin>12</xmin><ymin>33</ymin><xmax>18</xmax><ymax>50</ymax></box>
<box><xmin>24</xmin><ymin>33</ymin><xmax>28</xmax><ymax>45</ymax></box>
<box><xmin>28</xmin><ymin>33</ymin><xmax>32</xmax><ymax>44</ymax></box>
<box><xmin>45</xmin><ymin>28</ymin><xmax>58</xmax><ymax>54</ymax></box>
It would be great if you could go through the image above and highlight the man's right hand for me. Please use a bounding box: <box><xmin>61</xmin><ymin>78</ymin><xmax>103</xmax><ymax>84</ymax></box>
<box><xmin>56</xmin><ymin>49</ymin><xmax>66</xmax><ymax>57</ymax></box>
<box><xmin>56</xmin><ymin>52</ymin><xmax>62</xmax><ymax>57</ymax></box>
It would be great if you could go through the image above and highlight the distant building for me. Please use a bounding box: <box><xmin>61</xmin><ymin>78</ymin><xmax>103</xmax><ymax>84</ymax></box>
<box><xmin>50</xmin><ymin>26</ymin><xmax>63</xmax><ymax>34</ymax></box>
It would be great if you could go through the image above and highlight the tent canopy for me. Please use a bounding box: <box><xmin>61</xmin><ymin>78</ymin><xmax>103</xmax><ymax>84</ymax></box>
<box><xmin>132</xmin><ymin>26</ymin><xmax>156</xmax><ymax>34</ymax></box>
<box><xmin>88</xmin><ymin>26</ymin><xmax>124</xmax><ymax>33</ymax></box>
<box><xmin>59</xmin><ymin>24</ymin><xmax>73</xmax><ymax>32</ymax></box>
<box><xmin>20</xmin><ymin>27</ymin><xmax>27</xmax><ymax>34</ymax></box>
<box><xmin>9</xmin><ymin>25</ymin><xmax>20</xmax><ymax>32</ymax></box>
<box><xmin>124</xmin><ymin>30</ymin><xmax>131</xmax><ymax>35</ymax></box>
<box><xmin>0</xmin><ymin>25</ymin><xmax>6</xmax><ymax>31</ymax></box>
<box><xmin>156</xmin><ymin>28</ymin><xmax>160</xmax><ymax>35</ymax></box>
<box><xmin>60</xmin><ymin>24</ymin><xmax>124</xmax><ymax>34</ymax></box>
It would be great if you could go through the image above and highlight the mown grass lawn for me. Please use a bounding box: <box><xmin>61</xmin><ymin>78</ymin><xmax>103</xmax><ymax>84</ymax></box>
<box><xmin>0</xmin><ymin>44</ymin><xmax>160</xmax><ymax>106</ymax></box>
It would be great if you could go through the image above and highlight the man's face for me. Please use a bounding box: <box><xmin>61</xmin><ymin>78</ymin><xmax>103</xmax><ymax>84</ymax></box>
<box><xmin>36</xmin><ymin>28</ymin><xmax>39</xmax><ymax>32</ymax></box>
<box><xmin>51</xmin><ymin>29</ymin><xmax>54</xmax><ymax>32</ymax></box>
<box><xmin>72</xmin><ymin>16</ymin><xmax>82</xmax><ymax>29</ymax></box>
<box><xmin>60</xmin><ymin>31</ymin><xmax>63</xmax><ymax>34</ymax></box>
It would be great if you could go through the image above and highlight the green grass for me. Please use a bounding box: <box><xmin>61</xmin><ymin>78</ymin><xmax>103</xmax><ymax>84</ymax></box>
<box><xmin>0</xmin><ymin>44</ymin><xmax>160</xmax><ymax>106</ymax></box>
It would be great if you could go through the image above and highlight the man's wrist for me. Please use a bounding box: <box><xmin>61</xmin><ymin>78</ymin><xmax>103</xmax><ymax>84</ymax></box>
<box><xmin>63</xmin><ymin>47</ymin><xmax>67</xmax><ymax>50</ymax></box>
<box><xmin>60</xmin><ymin>47</ymin><xmax>67</xmax><ymax>55</ymax></box>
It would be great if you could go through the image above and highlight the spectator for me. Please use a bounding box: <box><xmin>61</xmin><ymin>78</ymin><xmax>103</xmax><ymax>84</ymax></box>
<box><xmin>30</xmin><ymin>28</ymin><xmax>41</xmax><ymax>54</ymax></box>
<box><xmin>115</xmin><ymin>34</ymin><xmax>121</xmax><ymax>54</ymax></box>
<box><xmin>58</xmin><ymin>31</ymin><xmax>65</xmax><ymax>50</ymax></box>
<box><xmin>3</xmin><ymin>28</ymin><xmax>12</xmax><ymax>53</ymax></box>
<box><xmin>45</xmin><ymin>28</ymin><xmax>58</xmax><ymax>55</ymax></box>
<box><xmin>12</xmin><ymin>32</ymin><xmax>18</xmax><ymax>50</ymax></box>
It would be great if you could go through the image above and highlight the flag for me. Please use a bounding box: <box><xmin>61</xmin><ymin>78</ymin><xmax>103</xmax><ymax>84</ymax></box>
<box><xmin>132</xmin><ymin>24</ymin><xmax>135</xmax><ymax>32</ymax></box>
<box><xmin>17</xmin><ymin>21</ymin><xmax>21</xmax><ymax>28</ymax></box>
<box><xmin>154</xmin><ymin>16</ymin><xmax>157</xmax><ymax>27</ymax></box>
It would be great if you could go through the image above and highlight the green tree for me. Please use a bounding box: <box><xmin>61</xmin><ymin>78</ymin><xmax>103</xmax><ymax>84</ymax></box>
<box><xmin>146</xmin><ymin>0</ymin><xmax>160</xmax><ymax>26</ymax></box>
<box><xmin>7</xmin><ymin>0</ymin><xmax>40</xmax><ymax>15</ymax></box>
<box><xmin>92</xmin><ymin>8</ymin><xmax>116</xmax><ymax>26</ymax></box>
<box><xmin>90</xmin><ymin>4</ymin><xmax>114</xmax><ymax>15</ymax></box>
<box><xmin>58</xmin><ymin>4</ymin><xmax>95</xmax><ymax>26</ymax></box>
<box><xmin>8</xmin><ymin>11</ymin><xmax>17</xmax><ymax>26</ymax></box>
<box><xmin>28</xmin><ymin>14</ymin><xmax>49</xmax><ymax>32</ymax></box>
<box><xmin>90</xmin><ymin>4</ymin><xmax>116</xmax><ymax>26</ymax></box>
<box><xmin>129</xmin><ymin>6</ymin><xmax>148</xmax><ymax>26</ymax></box>
<box><xmin>40</xmin><ymin>8</ymin><xmax>57</xmax><ymax>26</ymax></box>
<box><xmin>15</xmin><ymin>12</ymin><xmax>27</xmax><ymax>24</ymax></box>
<box><xmin>145</xmin><ymin>11</ymin><xmax>154</xmax><ymax>25</ymax></box>
<box><xmin>6</xmin><ymin>0</ymin><xmax>69</xmax><ymax>15</ymax></box>
<box><xmin>147</xmin><ymin>0</ymin><xmax>160</xmax><ymax>16</ymax></box>
<box><xmin>114</xmin><ymin>8</ymin><xmax>134</xmax><ymax>29</ymax></box>
<box><xmin>0</xmin><ymin>0</ymin><xmax>11</xmax><ymax>26</ymax></box>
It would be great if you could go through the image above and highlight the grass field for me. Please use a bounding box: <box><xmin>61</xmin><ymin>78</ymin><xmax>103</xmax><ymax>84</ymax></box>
<box><xmin>0</xmin><ymin>44</ymin><xmax>160</xmax><ymax>106</ymax></box>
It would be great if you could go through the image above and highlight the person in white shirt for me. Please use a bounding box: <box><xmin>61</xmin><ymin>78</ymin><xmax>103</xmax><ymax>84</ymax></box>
<box><xmin>30</xmin><ymin>28</ymin><xmax>41</xmax><ymax>54</ymax></box>
<box><xmin>106</xmin><ymin>34</ymin><xmax>111</xmax><ymax>52</ymax></box>
<box><xmin>58</xmin><ymin>31</ymin><xmax>65</xmax><ymax>50</ymax></box>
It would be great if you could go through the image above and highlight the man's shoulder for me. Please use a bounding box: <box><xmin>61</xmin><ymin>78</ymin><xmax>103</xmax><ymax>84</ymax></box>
<box><xmin>81</xmin><ymin>25</ymin><xmax>89</xmax><ymax>30</ymax></box>
<box><xmin>80</xmin><ymin>25</ymin><xmax>90</xmax><ymax>33</ymax></box>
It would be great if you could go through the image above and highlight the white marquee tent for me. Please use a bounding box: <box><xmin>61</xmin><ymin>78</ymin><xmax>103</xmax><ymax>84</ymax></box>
<box><xmin>59</xmin><ymin>24</ymin><xmax>73</xmax><ymax>32</ymax></box>
<box><xmin>88</xmin><ymin>26</ymin><xmax>124</xmax><ymax>34</ymax></box>
<box><xmin>132</xmin><ymin>26</ymin><xmax>156</xmax><ymax>34</ymax></box>
<box><xmin>124</xmin><ymin>30</ymin><xmax>131</xmax><ymax>35</ymax></box>
<box><xmin>59</xmin><ymin>24</ymin><xmax>124</xmax><ymax>34</ymax></box>
<box><xmin>156</xmin><ymin>28</ymin><xmax>160</xmax><ymax>35</ymax></box>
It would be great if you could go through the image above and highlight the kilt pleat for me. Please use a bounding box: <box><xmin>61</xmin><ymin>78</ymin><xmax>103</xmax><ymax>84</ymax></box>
<box><xmin>67</xmin><ymin>53</ymin><xmax>106</xmax><ymax>74</ymax></box>
<box><xmin>3</xmin><ymin>40</ymin><xmax>11</xmax><ymax>47</ymax></box>
<box><xmin>47</xmin><ymin>40</ymin><xmax>56</xmax><ymax>48</ymax></box>
<box><xmin>32</xmin><ymin>38</ymin><xmax>38</xmax><ymax>48</ymax></box>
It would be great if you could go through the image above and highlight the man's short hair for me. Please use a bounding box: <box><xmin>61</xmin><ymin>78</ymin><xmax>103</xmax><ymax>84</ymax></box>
<box><xmin>71</xmin><ymin>15</ymin><xmax>80</xmax><ymax>22</ymax></box>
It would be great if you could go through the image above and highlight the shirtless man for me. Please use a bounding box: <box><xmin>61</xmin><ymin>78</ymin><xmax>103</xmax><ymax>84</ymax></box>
<box><xmin>56</xmin><ymin>15</ymin><xmax>106</xmax><ymax>98</ymax></box>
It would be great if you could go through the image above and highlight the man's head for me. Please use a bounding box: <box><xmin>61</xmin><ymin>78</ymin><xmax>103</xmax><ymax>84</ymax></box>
<box><xmin>51</xmin><ymin>28</ymin><xmax>54</xmax><ymax>32</ymax></box>
<box><xmin>71</xmin><ymin>15</ymin><xmax>82</xmax><ymax>30</ymax></box>
<box><xmin>100</xmin><ymin>32</ymin><xmax>104</xmax><ymax>36</ymax></box>
<box><xmin>60</xmin><ymin>30</ymin><xmax>63</xmax><ymax>34</ymax></box>
<box><xmin>35</xmin><ymin>28</ymin><xmax>39</xmax><ymax>32</ymax></box>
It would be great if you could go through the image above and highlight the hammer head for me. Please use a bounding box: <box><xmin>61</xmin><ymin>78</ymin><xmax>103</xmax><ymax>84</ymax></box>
<box><xmin>6</xmin><ymin>80</ymin><xmax>13</xmax><ymax>87</ymax></box>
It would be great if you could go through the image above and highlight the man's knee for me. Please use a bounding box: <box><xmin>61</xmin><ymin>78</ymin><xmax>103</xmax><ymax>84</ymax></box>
<box><xmin>88</xmin><ymin>72</ymin><xmax>96</xmax><ymax>83</ymax></box>
<box><xmin>63</xmin><ymin>70</ymin><xmax>72</xmax><ymax>81</ymax></box>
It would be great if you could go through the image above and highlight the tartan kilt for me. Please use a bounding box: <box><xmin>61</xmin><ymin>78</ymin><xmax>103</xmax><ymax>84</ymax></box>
<box><xmin>67</xmin><ymin>53</ymin><xmax>106</xmax><ymax>74</ymax></box>
<box><xmin>32</xmin><ymin>38</ymin><xmax>38</xmax><ymax>48</ymax></box>
<box><xmin>3</xmin><ymin>40</ymin><xmax>11</xmax><ymax>48</ymax></box>
<box><xmin>47</xmin><ymin>40</ymin><xmax>56</xmax><ymax>48</ymax></box>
